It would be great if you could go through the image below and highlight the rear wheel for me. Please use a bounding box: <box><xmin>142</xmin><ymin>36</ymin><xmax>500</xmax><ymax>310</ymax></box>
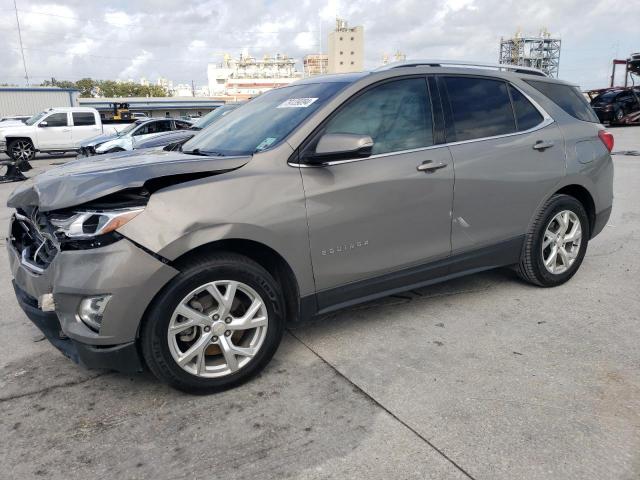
<box><xmin>615</xmin><ymin>108</ymin><xmax>624</xmax><ymax>122</ymax></box>
<box><xmin>8</xmin><ymin>139</ymin><xmax>35</xmax><ymax>162</ymax></box>
<box><xmin>141</xmin><ymin>253</ymin><xmax>285</xmax><ymax>393</ymax></box>
<box><xmin>517</xmin><ymin>194</ymin><xmax>589</xmax><ymax>287</ymax></box>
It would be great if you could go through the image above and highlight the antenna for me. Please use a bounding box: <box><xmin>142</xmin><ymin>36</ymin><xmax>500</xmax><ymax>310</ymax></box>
<box><xmin>13</xmin><ymin>0</ymin><xmax>29</xmax><ymax>86</ymax></box>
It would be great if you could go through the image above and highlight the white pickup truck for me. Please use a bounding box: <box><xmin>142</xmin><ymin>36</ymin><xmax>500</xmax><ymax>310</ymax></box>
<box><xmin>0</xmin><ymin>107</ymin><xmax>104</xmax><ymax>162</ymax></box>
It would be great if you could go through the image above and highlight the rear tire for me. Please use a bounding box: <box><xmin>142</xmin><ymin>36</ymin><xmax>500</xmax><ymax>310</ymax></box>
<box><xmin>517</xmin><ymin>194</ymin><xmax>589</xmax><ymax>287</ymax></box>
<box><xmin>141</xmin><ymin>252</ymin><xmax>285</xmax><ymax>394</ymax></box>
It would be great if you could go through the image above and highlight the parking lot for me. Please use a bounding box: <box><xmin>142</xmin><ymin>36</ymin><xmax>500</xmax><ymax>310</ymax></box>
<box><xmin>0</xmin><ymin>127</ymin><xmax>638</xmax><ymax>479</ymax></box>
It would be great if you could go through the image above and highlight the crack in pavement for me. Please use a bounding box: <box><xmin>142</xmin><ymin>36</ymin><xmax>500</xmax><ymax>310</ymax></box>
<box><xmin>0</xmin><ymin>372</ymin><xmax>111</xmax><ymax>403</ymax></box>
<box><xmin>287</xmin><ymin>330</ymin><xmax>477</xmax><ymax>480</ymax></box>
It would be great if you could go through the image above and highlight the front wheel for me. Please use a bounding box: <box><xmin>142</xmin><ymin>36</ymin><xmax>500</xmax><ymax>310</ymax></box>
<box><xmin>8</xmin><ymin>139</ymin><xmax>35</xmax><ymax>162</ymax></box>
<box><xmin>517</xmin><ymin>194</ymin><xmax>589</xmax><ymax>287</ymax></box>
<box><xmin>141</xmin><ymin>253</ymin><xmax>285</xmax><ymax>393</ymax></box>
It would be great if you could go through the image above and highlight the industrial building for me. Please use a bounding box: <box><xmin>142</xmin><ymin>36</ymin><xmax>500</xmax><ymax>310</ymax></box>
<box><xmin>499</xmin><ymin>30</ymin><xmax>561</xmax><ymax>77</ymax></box>
<box><xmin>303</xmin><ymin>54</ymin><xmax>329</xmax><ymax>77</ymax></box>
<box><xmin>327</xmin><ymin>18</ymin><xmax>364</xmax><ymax>74</ymax></box>
<box><xmin>207</xmin><ymin>53</ymin><xmax>301</xmax><ymax>98</ymax></box>
<box><xmin>79</xmin><ymin>97</ymin><xmax>224</xmax><ymax>119</ymax></box>
<box><xmin>0</xmin><ymin>87</ymin><xmax>79</xmax><ymax>117</ymax></box>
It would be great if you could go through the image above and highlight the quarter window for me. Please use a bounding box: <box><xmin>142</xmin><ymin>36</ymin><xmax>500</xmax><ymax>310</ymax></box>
<box><xmin>525</xmin><ymin>80</ymin><xmax>599</xmax><ymax>123</ymax></box>
<box><xmin>43</xmin><ymin>113</ymin><xmax>68</xmax><ymax>127</ymax></box>
<box><xmin>323</xmin><ymin>78</ymin><xmax>434</xmax><ymax>155</ymax></box>
<box><xmin>72</xmin><ymin>112</ymin><xmax>96</xmax><ymax>126</ymax></box>
<box><xmin>443</xmin><ymin>77</ymin><xmax>516</xmax><ymax>142</ymax></box>
<box><xmin>509</xmin><ymin>86</ymin><xmax>544</xmax><ymax>131</ymax></box>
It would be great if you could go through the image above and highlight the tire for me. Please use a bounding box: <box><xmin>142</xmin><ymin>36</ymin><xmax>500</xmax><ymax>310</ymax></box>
<box><xmin>104</xmin><ymin>147</ymin><xmax>125</xmax><ymax>154</ymax></box>
<box><xmin>141</xmin><ymin>252</ymin><xmax>285</xmax><ymax>393</ymax></box>
<box><xmin>7</xmin><ymin>139</ymin><xmax>35</xmax><ymax>162</ymax></box>
<box><xmin>615</xmin><ymin>108</ymin><xmax>624</xmax><ymax>123</ymax></box>
<box><xmin>517</xmin><ymin>194</ymin><xmax>590</xmax><ymax>287</ymax></box>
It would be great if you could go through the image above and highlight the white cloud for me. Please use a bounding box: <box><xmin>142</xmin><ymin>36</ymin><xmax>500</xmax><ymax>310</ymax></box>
<box><xmin>0</xmin><ymin>0</ymin><xmax>637</xmax><ymax>90</ymax></box>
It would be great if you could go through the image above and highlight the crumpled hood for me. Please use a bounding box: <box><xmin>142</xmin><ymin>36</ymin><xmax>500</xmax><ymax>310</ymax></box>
<box><xmin>81</xmin><ymin>132</ymin><xmax>119</xmax><ymax>148</ymax></box>
<box><xmin>7</xmin><ymin>149</ymin><xmax>251</xmax><ymax>212</ymax></box>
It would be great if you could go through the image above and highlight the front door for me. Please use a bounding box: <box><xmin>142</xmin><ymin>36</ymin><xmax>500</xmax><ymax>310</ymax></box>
<box><xmin>299</xmin><ymin>77</ymin><xmax>454</xmax><ymax>306</ymax></box>
<box><xmin>36</xmin><ymin>112</ymin><xmax>72</xmax><ymax>150</ymax></box>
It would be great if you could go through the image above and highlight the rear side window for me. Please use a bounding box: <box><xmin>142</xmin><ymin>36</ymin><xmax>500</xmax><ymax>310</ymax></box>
<box><xmin>44</xmin><ymin>113</ymin><xmax>68</xmax><ymax>127</ymax></box>
<box><xmin>323</xmin><ymin>78</ymin><xmax>433</xmax><ymax>155</ymax></box>
<box><xmin>525</xmin><ymin>80</ymin><xmax>599</xmax><ymax>123</ymax></box>
<box><xmin>509</xmin><ymin>86</ymin><xmax>544</xmax><ymax>131</ymax></box>
<box><xmin>443</xmin><ymin>77</ymin><xmax>516</xmax><ymax>142</ymax></box>
<box><xmin>72</xmin><ymin>112</ymin><xmax>96</xmax><ymax>126</ymax></box>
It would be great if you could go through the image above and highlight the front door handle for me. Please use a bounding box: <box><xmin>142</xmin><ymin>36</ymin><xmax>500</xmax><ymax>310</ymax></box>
<box><xmin>533</xmin><ymin>140</ymin><xmax>554</xmax><ymax>151</ymax></box>
<box><xmin>417</xmin><ymin>160</ymin><xmax>448</xmax><ymax>173</ymax></box>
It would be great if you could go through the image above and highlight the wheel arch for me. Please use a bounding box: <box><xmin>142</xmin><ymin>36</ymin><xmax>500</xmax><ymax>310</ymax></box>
<box><xmin>5</xmin><ymin>136</ymin><xmax>34</xmax><ymax>146</ymax></box>
<box><xmin>170</xmin><ymin>238</ymin><xmax>303</xmax><ymax>325</ymax></box>
<box><xmin>553</xmin><ymin>184</ymin><xmax>596</xmax><ymax>236</ymax></box>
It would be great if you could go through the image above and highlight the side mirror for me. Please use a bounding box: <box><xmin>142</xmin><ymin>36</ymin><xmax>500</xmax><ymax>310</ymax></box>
<box><xmin>305</xmin><ymin>133</ymin><xmax>374</xmax><ymax>164</ymax></box>
<box><xmin>39</xmin><ymin>121</ymin><xmax>48</xmax><ymax>128</ymax></box>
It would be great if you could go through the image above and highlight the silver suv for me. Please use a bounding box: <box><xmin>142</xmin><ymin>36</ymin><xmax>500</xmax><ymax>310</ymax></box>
<box><xmin>7</xmin><ymin>61</ymin><xmax>614</xmax><ymax>393</ymax></box>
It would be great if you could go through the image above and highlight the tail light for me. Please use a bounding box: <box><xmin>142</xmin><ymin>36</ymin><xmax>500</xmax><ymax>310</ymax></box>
<box><xmin>598</xmin><ymin>130</ymin><xmax>614</xmax><ymax>152</ymax></box>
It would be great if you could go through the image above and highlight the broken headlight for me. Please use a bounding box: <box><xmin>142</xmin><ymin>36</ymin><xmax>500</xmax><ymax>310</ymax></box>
<box><xmin>50</xmin><ymin>207</ymin><xmax>144</xmax><ymax>247</ymax></box>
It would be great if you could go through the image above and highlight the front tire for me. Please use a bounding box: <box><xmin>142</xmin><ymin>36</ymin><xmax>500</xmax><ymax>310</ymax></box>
<box><xmin>141</xmin><ymin>253</ymin><xmax>285</xmax><ymax>393</ymax></box>
<box><xmin>8</xmin><ymin>139</ymin><xmax>35</xmax><ymax>163</ymax></box>
<box><xmin>517</xmin><ymin>194</ymin><xmax>589</xmax><ymax>287</ymax></box>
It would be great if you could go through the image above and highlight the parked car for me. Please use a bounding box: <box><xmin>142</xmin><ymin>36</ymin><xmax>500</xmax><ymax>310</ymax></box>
<box><xmin>0</xmin><ymin>107</ymin><xmax>103</xmax><ymax>162</ymax></box>
<box><xmin>0</xmin><ymin>115</ymin><xmax>30</xmax><ymax>127</ymax></box>
<box><xmin>78</xmin><ymin>118</ymin><xmax>193</xmax><ymax>156</ymax></box>
<box><xmin>131</xmin><ymin>112</ymin><xmax>149</xmax><ymax>120</ymax></box>
<box><xmin>590</xmin><ymin>88</ymin><xmax>640</xmax><ymax>124</ymax></box>
<box><xmin>133</xmin><ymin>104</ymin><xmax>242</xmax><ymax>150</ymax></box>
<box><xmin>7</xmin><ymin>61</ymin><xmax>613</xmax><ymax>393</ymax></box>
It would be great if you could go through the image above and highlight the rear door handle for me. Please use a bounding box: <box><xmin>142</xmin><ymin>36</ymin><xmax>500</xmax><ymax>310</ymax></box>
<box><xmin>533</xmin><ymin>140</ymin><xmax>554</xmax><ymax>151</ymax></box>
<box><xmin>417</xmin><ymin>160</ymin><xmax>448</xmax><ymax>173</ymax></box>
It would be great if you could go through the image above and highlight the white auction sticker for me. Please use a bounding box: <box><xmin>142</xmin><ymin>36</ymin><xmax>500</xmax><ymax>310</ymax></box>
<box><xmin>277</xmin><ymin>97</ymin><xmax>319</xmax><ymax>108</ymax></box>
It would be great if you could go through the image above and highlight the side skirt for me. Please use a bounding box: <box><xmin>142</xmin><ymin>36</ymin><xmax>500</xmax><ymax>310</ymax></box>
<box><xmin>297</xmin><ymin>235</ymin><xmax>524</xmax><ymax>321</ymax></box>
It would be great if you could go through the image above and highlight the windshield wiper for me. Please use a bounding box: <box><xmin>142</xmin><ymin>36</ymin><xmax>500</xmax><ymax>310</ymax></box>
<box><xmin>182</xmin><ymin>148</ymin><xmax>225</xmax><ymax>157</ymax></box>
<box><xmin>182</xmin><ymin>148</ymin><xmax>207</xmax><ymax>156</ymax></box>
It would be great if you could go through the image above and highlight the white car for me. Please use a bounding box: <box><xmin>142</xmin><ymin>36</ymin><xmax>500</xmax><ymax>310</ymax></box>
<box><xmin>0</xmin><ymin>107</ymin><xmax>103</xmax><ymax>162</ymax></box>
<box><xmin>78</xmin><ymin>118</ymin><xmax>192</xmax><ymax>156</ymax></box>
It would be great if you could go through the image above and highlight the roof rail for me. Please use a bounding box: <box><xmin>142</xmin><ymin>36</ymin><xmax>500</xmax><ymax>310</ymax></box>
<box><xmin>373</xmin><ymin>59</ymin><xmax>548</xmax><ymax>77</ymax></box>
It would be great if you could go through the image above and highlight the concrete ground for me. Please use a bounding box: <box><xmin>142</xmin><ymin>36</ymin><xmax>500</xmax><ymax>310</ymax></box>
<box><xmin>0</xmin><ymin>128</ymin><xmax>638</xmax><ymax>479</ymax></box>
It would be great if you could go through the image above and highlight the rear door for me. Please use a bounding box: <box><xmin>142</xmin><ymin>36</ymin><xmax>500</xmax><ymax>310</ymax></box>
<box><xmin>299</xmin><ymin>76</ymin><xmax>454</xmax><ymax>304</ymax></box>
<box><xmin>36</xmin><ymin>112</ymin><xmax>72</xmax><ymax>150</ymax></box>
<box><xmin>439</xmin><ymin>75</ymin><xmax>565</xmax><ymax>254</ymax></box>
<box><xmin>71</xmin><ymin>111</ymin><xmax>101</xmax><ymax>147</ymax></box>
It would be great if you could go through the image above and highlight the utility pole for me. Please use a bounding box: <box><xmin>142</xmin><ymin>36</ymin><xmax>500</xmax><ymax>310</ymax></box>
<box><xmin>191</xmin><ymin>79</ymin><xmax>196</xmax><ymax>97</ymax></box>
<box><xmin>13</xmin><ymin>0</ymin><xmax>29</xmax><ymax>86</ymax></box>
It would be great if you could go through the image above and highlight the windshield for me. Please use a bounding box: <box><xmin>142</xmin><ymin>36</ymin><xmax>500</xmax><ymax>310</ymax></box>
<box><xmin>24</xmin><ymin>111</ymin><xmax>48</xmax><ymax>126</ymax></box>
<box><xmin>182</xmin><ymin>81</ymin><xmax>348</xmax><ymax>156</ymax></box>
<box><xmin>592</xmin><ymin>92</ymin><xmax>618</xmax><ymax>104</ymax></box>
<box><xmin>193</xmin><ymin>105</ymin><xmax>240</xmax><ymax>129</ymax></box>
<box><xmin>117</xmin><ymin>121</ymin><xmax>142</xmax><ymax>137</ymax></box>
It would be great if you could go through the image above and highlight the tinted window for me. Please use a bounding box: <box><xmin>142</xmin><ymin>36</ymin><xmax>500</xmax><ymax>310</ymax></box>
<box><xmin>509</xmin><ymin>86</ymin><xmax>544</xmax><ymax>131</ymax></box>
<box><xmin>183</xmin><ymin>82</ymin><xmax>347</xmax><ymax>156</ymax></box>
<box><xmin>323</xmin><ymin>78</ymin><xmax>433</xmax><ymax>155</ymax></box>
<box><xmin>72</xmin><ymin>112</ymin><xmax>95</xmax><ymax>126</ymax></box>
<box><xmin>43</xmin><ymin>113</ymin><xmax>68</xmax><ymax>127</ymax></box>
<box><xmin>175</xmin><ymin>120</ymin><xmax>192</xmax><ymax>130</ymax></box>
<box><xmin>134</xmin><ymin>120</ymin><xmax>172</xmax><ymax>136</ymax></box>
<box><xmin>526</xmin><ymin>80</ymin><xmax>599</xmax><ymax>123</ymax></box>
<box><xmin>443</xmin><ymin>77</ymin><xmax>516</xmax><ymax>141</ymax></box>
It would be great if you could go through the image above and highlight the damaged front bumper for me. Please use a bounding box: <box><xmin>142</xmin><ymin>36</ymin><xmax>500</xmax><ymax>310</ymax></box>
<box><xmin>7</xmin><ymin>215</ymin><xmax>179</xmax><ymax>373</ymax></box>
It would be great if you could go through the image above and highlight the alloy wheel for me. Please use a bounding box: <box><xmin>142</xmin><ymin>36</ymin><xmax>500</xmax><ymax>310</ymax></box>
<box><xmin>10</xmin><ymin>140</ymin><xmax>34</xmax><ymax>162</ymax></box>
<box><xmin>541</xmin><ymin>210</ymin><xmax>582</xmax><ymax>274</ymax></box>
<box><xmin>167</xmin><ymin>280</ymin><xmax>268</xmax><ymax>378</ymax></box>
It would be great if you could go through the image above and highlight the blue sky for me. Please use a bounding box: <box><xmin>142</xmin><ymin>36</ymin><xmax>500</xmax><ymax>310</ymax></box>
<box><xmin>0</xmin><ymin>0</ymin><xmax>637</xmax><ymax>90</ymax></box>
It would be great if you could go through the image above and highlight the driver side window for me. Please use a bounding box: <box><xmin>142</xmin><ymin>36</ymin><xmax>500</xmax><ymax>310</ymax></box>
<box><xmin>323</xmin><ymin>78</ymin><xmax>434</xmax><ymax>155</ymax></box>
<box><xmin>43</xmin><ymin>113</ymin><xmax>68</xmax><ymax>127</ymax></box>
